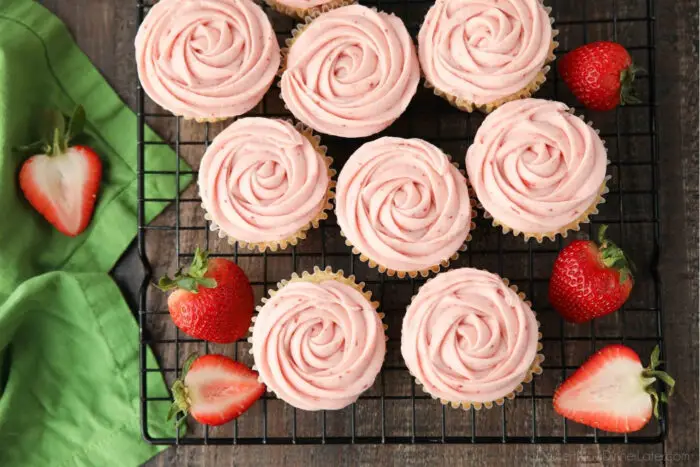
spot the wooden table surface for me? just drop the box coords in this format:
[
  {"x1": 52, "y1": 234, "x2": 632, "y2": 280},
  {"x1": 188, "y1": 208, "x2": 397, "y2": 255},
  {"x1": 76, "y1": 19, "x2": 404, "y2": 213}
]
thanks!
[{"x1": 38, "y1": 0, "x2": 698, "y2": 465}]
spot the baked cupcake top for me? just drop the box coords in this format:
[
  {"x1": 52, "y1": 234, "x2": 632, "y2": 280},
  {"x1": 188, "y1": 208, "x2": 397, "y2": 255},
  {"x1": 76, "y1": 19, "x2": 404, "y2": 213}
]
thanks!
[
  {"x1": 466, "y1": 98, "x2": 607, "y2": 235},
  {"x1": 135, "y1": 0, "x2": 280, "y2": 119},
  {"x1": 199, "y1": 118, "x2": 330, "y2": 244},
  {"x1": 252, "y1": 272, "x2": 385, "y2": 410},
  {"x1": 401, "y1": 267, "x2": 540, "y2": 403},
  {"x1": 280, "y1": 5, "x2": 420, "y2": 138},
  {"x1": 419, "y1": 0, "x2": 554, "y2": 106},
  {"x1": 335, "y1": 137, "x2": 472, "y2": 274}
]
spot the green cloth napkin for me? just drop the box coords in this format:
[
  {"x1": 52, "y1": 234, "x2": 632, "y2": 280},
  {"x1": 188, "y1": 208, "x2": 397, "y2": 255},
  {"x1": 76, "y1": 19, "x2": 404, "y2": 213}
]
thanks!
[{"x1": 0, "y1": 0, "x2": 190, "y2": 465}]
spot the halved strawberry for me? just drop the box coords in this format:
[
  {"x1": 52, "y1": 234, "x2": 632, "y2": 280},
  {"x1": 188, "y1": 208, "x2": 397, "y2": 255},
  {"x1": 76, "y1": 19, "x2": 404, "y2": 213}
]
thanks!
[
  {"x1": 553, "y1": 345, "x2": 674, "y2": 433},
  {"x1": 17, "y1": 105, "x2": 102, "y2": 237},
  {"x1": 168, "y1": 354, "x2": 265, "y2": 427}
]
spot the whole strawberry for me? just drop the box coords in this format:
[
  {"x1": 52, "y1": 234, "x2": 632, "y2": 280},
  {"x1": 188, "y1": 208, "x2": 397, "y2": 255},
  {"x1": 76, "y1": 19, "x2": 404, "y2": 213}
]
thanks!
[
  {"x1": 558, "y1": 41, "x2": 640, "y2": 111},
  {"x1": 549, "y1": 225, "x2": 634, "y2": 323},
  {"x1": 17, "y1": 105, "x2": 102, "y2": 237},
  {"x1": 157, "y1": 248, "x2": 254, "y2": 343},
  {"x1": 554, "y1": 344, "x2": 674, "y2": 433}
]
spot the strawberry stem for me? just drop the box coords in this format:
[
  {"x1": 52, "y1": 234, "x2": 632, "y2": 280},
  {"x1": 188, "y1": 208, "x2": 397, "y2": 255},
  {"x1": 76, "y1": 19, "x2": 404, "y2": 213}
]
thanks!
[{"x1": 155, "y1": 247, "x2": 217, "y2": 293}]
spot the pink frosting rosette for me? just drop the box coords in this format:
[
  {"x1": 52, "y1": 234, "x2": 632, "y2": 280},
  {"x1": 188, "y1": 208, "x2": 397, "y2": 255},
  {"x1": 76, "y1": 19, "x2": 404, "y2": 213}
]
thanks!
[
  {"x1": 401, "y1": 267, "x2": 543, "y2": 408},
  {"x1": 135, "y1": 0, "x2": 280, "y2": 120},
  {"x1": 251, "y1": 268, "x2": 386, "y2": 411},
  {"x1": 199, "y1": 117, "x2": 334, "y2": 251},
  {"x1": 466, "y1": 98, "x2": 609, "y2": 241},
  {"x1": 418, "y1": 0, "x2": 556, "y2": 112},
  {"x1": 335, "y1": 137, "x2": 474, "y2": 277},
  {"x1": 280, "y1": 5, "x2": 420, "y2": 137}
]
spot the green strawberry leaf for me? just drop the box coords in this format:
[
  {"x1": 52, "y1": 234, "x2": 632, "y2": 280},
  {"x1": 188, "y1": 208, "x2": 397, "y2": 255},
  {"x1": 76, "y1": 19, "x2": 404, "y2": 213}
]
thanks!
[
  {"x1": 181, "y1": 353, "x2": 198, "y2": 378},
  {"x1": 166, "y1": 403, "x2": 179, "y2": 421},
  {"x1": 66, "y1": 105, "x2": 86, "y2": 144},
  {"x1": 176, "y1": 277, "x2": 198, "y2": 293},
  {"x1": 196, "y1": 277, "x2": 217, "y2": 289},
  {"x1": 155, "y1": 276, "x2": 179, "y2": 291},
  {"x1": 13, "y1": 140, "x2": 48, "y2": 155}
]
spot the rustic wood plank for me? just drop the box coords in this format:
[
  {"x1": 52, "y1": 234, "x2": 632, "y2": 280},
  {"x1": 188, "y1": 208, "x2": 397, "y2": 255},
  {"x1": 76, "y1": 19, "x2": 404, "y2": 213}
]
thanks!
[{"x1": 36, "y1": 0, "x2": 699, "y2": 465}]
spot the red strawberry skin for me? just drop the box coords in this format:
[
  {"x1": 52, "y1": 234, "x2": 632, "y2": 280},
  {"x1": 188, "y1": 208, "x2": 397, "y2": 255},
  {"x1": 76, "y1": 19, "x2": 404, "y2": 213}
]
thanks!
[
  {"x1": 19, "y1": 145, "x2": 102, "y2": 237},
  {"x1": 558, "y1": 41, "x2": 635, "y2": 111},
  {"x1": 168, "y1": 258, "x2": 254, "y2": 343},
  {"x1": 553, "y1": 345, "x2": 652, "y2": 433},
  {"x1": 184, "y1": 354, "x2": 265, "y2": 426},
  {"x1": 549, "y1": 240, "x2": 633, "y2": 323}
]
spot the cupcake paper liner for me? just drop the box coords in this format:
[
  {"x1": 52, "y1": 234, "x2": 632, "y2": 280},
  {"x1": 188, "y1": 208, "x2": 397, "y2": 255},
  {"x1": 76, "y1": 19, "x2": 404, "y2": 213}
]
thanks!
[
  {"x1": 203, "y1": 121, "x2": 336, "y2": 252},
  {"x1": 424, "y1": 5, "x2": 559, "y2": 114},
  {"x1": 265, "y1": 0, "x2": 354, "y2": 20},
  {"x1": 248, "y1": 266, "x2": 389, "y2": 385},
  {"x1": 183, "y1": 115, "x2": 230, "y2": 123},
  {"x1": 339, "y1": 161, "x2": 478, "y2": 279},
  {"x1": 407, "y1": 274, "x2": 544, "y2": 410},
  {"x1": 482, "y1": 177, "x2": 610, "y2": 243}
]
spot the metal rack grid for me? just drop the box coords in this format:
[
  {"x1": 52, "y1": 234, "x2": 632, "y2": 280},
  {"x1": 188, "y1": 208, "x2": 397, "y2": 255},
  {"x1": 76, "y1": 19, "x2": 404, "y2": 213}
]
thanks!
[{"x1": 136, "y1": 0, "x2": 665, "y2": 445}]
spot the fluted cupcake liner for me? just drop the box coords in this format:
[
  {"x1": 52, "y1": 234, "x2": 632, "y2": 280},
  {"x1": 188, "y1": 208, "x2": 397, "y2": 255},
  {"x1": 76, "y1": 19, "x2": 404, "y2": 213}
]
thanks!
[
  {"x1": 338, "y1": 161, "x2": 477, "y2": 279},
  {"x1": 248, "y1": 265, "x2": 389, "y2": 390},
  {"x1": 406, "y1": 273, "x2": 544, "y2": 410},
  {"x1": 203, "y1": 121, "x2": 336, "y2": 252},
  {"x1": 183, "y1": 116, "x2": 230, "y2": 123},
  {"x1": 265, "y1": 0, "x2": 354, "y2": 21},
  {"x1": 424, "y1": 4, "x2": 559, "y2": 114},
  {"x1": 483, "y1": 177, "x2": 610, "y2": 243}
]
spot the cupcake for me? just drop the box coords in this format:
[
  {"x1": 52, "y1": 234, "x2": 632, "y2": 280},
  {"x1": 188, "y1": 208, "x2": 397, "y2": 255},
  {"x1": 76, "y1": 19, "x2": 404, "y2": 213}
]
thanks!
[
  {"x1": 418, "y1": 0, "x2": 557, "y2": 113},
  {"x1": 280, "y1": 5, "x2": 420, "y2": 138},
  {"x1": 135, "y1": 0, "x2": 280, "y2": 121},
  {"x1": 466, "y1": 98, "x2": 609, "y2": 242},
  {"x1": 335, "y1": 137, "x2": 474, "y2": 278},
  {"x1": 401, "y1": 267, "x2": 543, "y2": 409},
  {"x1": 265, "y1": 0, "x2": 353, "y2": 20},
  {"x1": 199, "y1": 117, "x2": 334, "y2": 251},
  {"x1": 251, "y1": 267, "x2": 386, "y2": 410}
]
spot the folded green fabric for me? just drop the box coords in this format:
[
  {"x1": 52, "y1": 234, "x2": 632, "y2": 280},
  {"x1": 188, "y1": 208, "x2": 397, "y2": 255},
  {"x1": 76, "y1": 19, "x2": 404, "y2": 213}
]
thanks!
[{"x1": 0, "y1": 0, "x2": 190, "y2": 465}]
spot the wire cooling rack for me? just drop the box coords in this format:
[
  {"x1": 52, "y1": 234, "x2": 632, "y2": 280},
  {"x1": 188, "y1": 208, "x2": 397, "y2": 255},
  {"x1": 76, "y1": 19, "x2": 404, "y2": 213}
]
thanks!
[{"x1": 136, "y1": 0, "x2": 665, "y2": 445}]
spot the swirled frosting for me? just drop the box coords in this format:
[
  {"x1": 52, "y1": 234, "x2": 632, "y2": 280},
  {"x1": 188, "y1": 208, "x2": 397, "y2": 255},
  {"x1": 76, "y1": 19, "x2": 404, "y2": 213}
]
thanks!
[
  {"x1": 418, "y1": 0, "x2": 553, "y2": 106},
  {"x1": 280, "y1": 5, "x2": 420, "y2": 137},
  {"x1": 335, "y1": 137, "x2": 472, "y2": 273},
  {"x1": 135, "y1": 0, "x2": 280, "y2": 119},
  {"x1": 252, "y1": 277, "x2": 385, "y2": 410},
  {"x1": 466, "y1": 99, "x2": 607, "y2": 235},
  {"x1": 401, "y1": 267, "x2": 539, "y2": 403},
  {"x1": 199, "y1": 118, "x2": 329, "y2": 243}
]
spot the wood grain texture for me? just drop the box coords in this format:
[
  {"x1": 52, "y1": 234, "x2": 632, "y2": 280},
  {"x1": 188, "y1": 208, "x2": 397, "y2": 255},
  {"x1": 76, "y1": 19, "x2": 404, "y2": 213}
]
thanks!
[{"x1": 36, "y1": 0, "x2": 699, "y2": 465}]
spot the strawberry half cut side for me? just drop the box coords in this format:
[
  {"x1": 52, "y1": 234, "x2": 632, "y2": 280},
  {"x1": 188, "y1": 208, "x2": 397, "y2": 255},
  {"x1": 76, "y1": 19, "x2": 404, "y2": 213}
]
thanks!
[
  {"x1": 16, "y1": 105, "x2": 102, "y2": 237},
  {"x1": 553, "y1": 345, "x2": 674, "y2": 433},
  {"x1": 168, "y1": 354, "x2": 265, "y2": 428}
]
